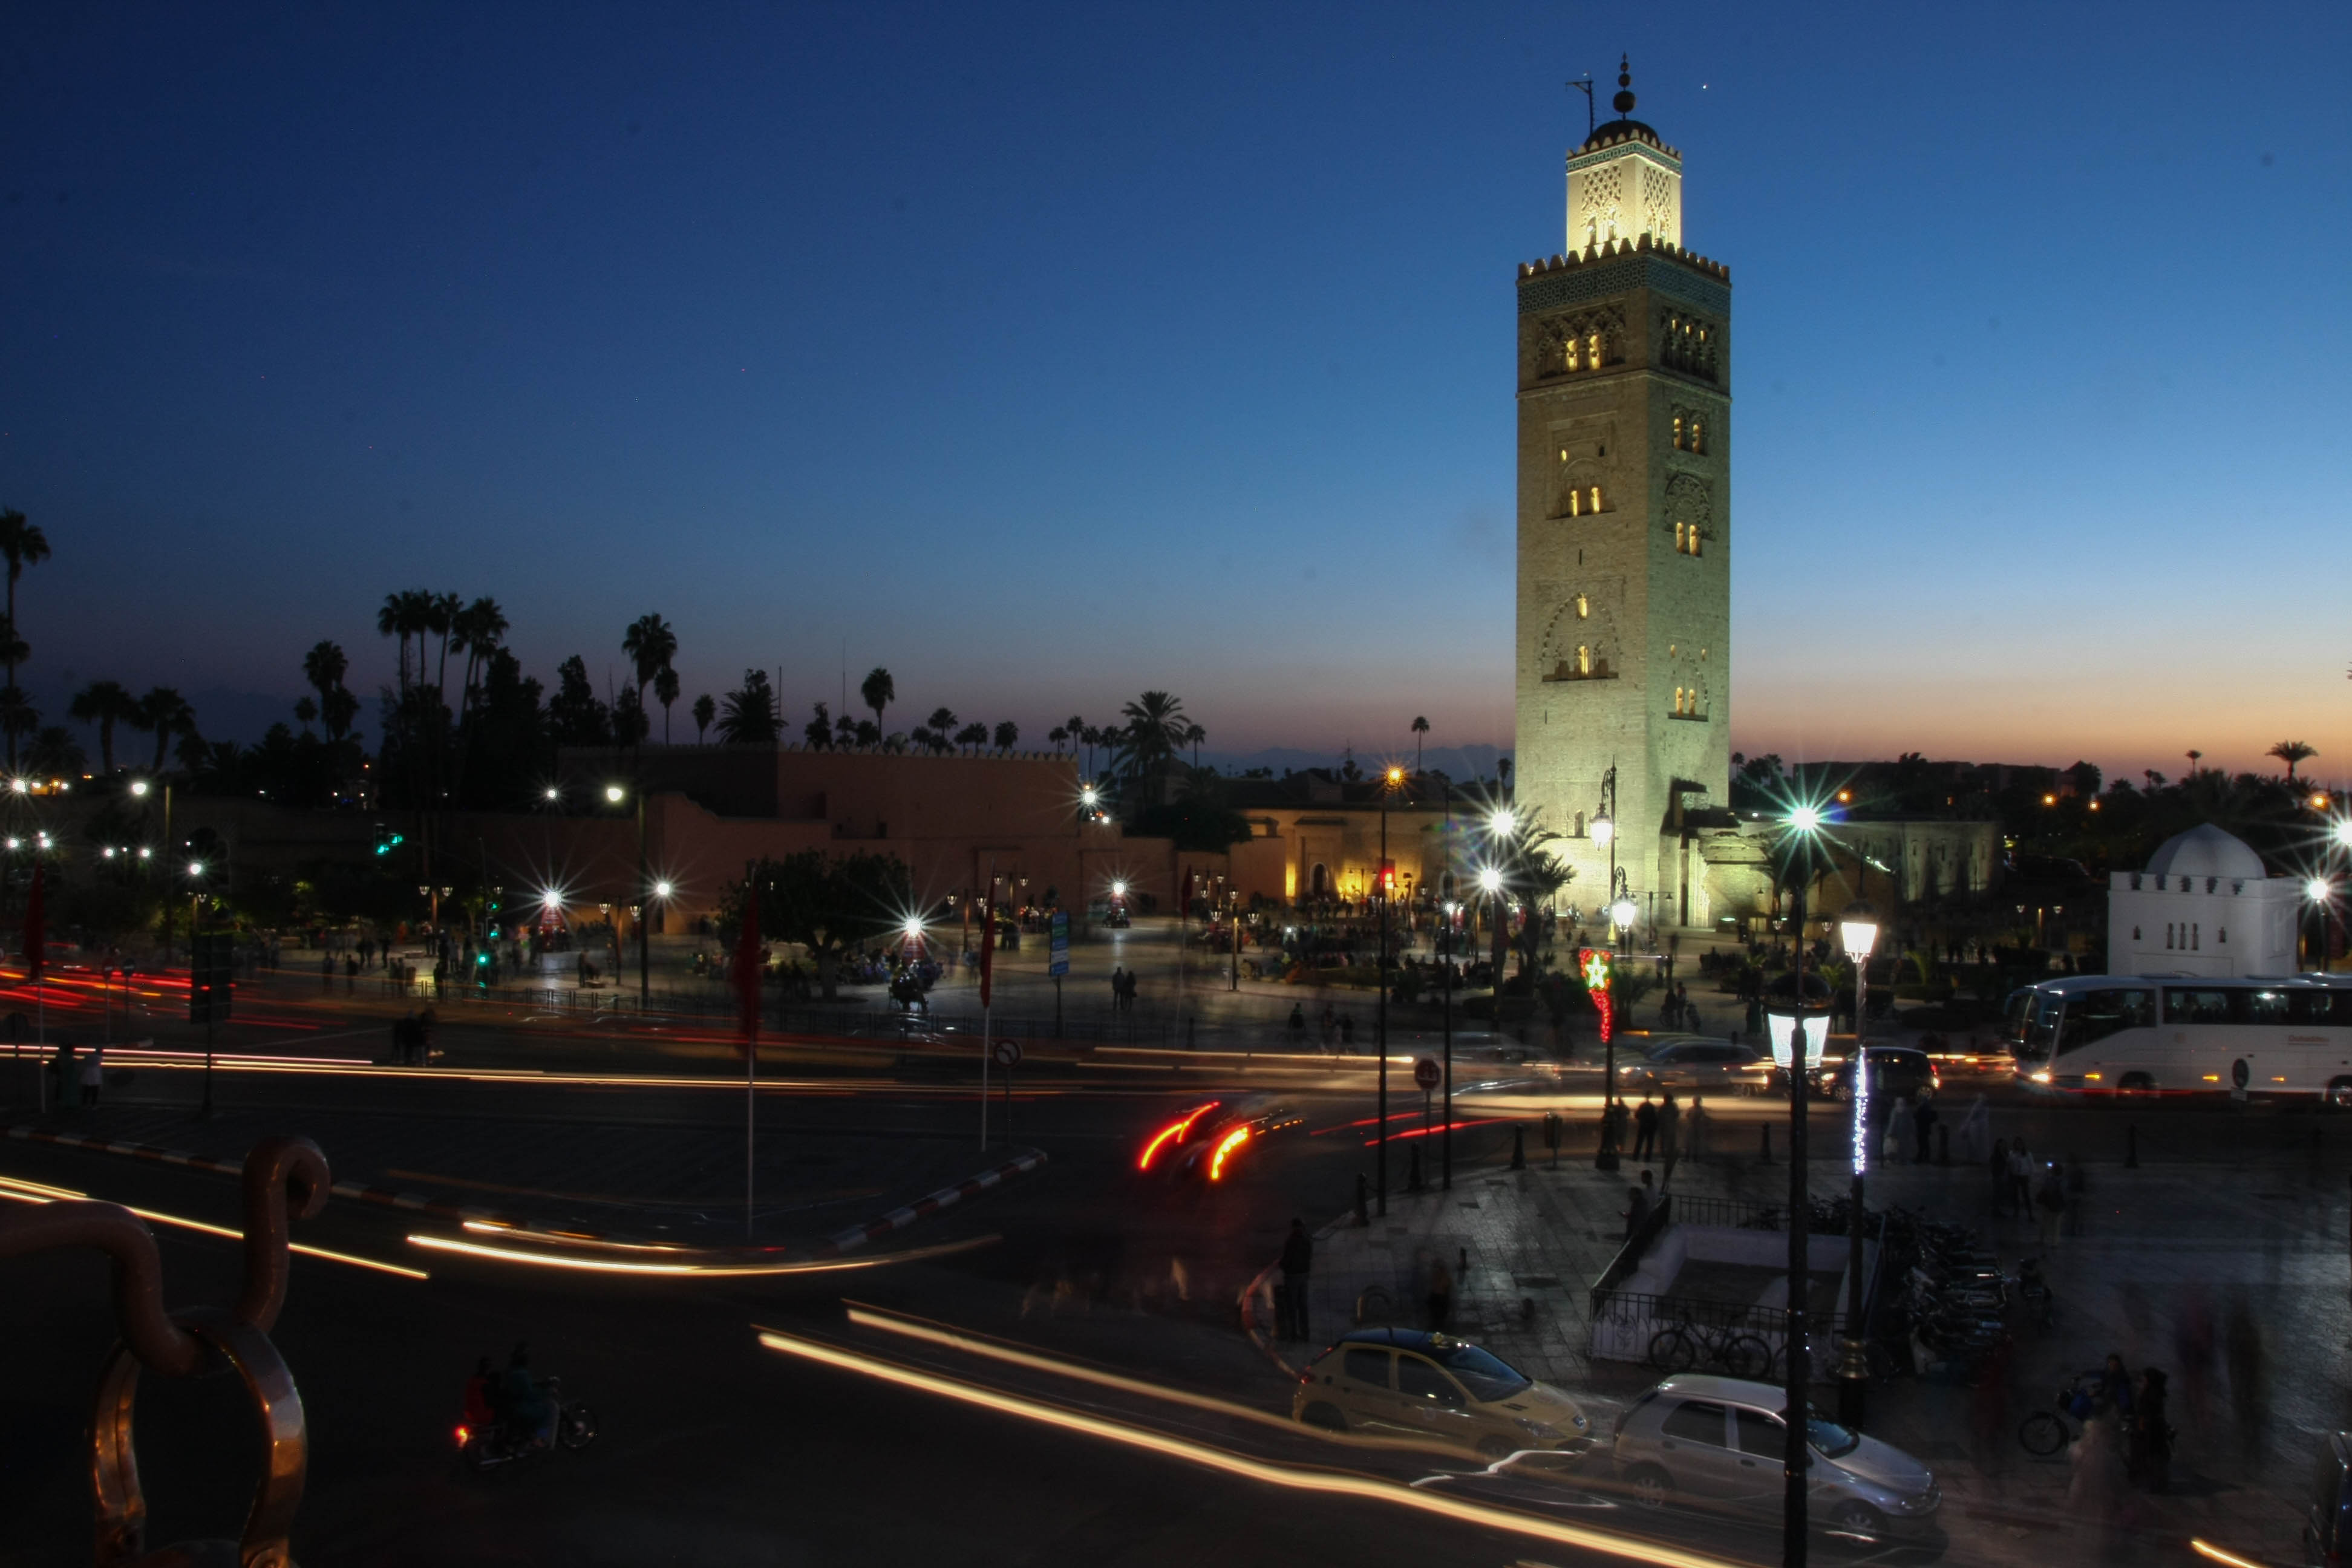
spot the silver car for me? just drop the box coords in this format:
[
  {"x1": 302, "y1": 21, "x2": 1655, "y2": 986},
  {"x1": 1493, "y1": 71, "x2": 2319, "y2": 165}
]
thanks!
[
  {"x1": 1611, "y1": 1374, "x2": 1941, "y2": 1540},
  {"x1": 1617, "y1": 1040, "x2": 1769, "y2": 1096}
]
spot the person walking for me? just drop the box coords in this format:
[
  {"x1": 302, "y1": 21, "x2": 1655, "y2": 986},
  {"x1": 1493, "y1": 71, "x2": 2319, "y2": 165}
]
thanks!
[
  {"x1": 1687, "y1": 1094, "x2": 1711, "y2": 1163},
  {"x1": 1287, "y1": 1004, "x2": 1306, "y2": 1048},
  {"x1": 1913, "y1": 1097, "x2": 1940, "y2": 1164},
  {"x1": 1658, "y1": 1091, "x2": 1682, "y2": 1182},
  {"x1": 1279, "y1": 1218, "x2": 1314, "y2": 1342},
  {"x1": 2009, "y1": 1141, "x2": 2036, "y2": 1218},
  {"x1": 1621, "y1": 1170, "x2": 1655, "y2": 1239},
  {"x1": 78, "y1": 1044, "x2": 105, "y2": 1109},
  {"x1": 1632, "y1": 1094, "x2": 1659, "y2": 1161}
]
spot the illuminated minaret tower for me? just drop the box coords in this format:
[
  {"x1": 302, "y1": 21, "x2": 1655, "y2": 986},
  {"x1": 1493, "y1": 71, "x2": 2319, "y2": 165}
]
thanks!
[{"x1": 1512, "y1": 59, "x2": 1731, "y2": 930}]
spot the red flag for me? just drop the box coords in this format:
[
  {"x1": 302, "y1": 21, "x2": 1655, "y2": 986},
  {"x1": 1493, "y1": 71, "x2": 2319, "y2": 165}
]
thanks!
[
  {"x1": 978, "y1": 892, "x2": 994, "y2": 1008},
  {"x1": 21, "y1": 864, "x2": 44, "y2": 981},
  {"x1": 734, "y1": 881, "x2": 761, "y2": 1044}
]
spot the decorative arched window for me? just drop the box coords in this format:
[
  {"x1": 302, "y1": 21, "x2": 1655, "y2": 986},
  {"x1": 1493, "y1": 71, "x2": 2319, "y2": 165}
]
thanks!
[
  {"x1": 1589, "y1": 485, "x2": 1603, "y2": 512},
  {"x1": 1672, "y1": 414, "x2": 1686, "y2": 451},
  {"x1": 1690, "y1": 417, "x2": 1706, "y2": 453},
  {"x1": 1575, "y1": 644, "x2": 1592, "y2": 676},
  {"x1": 1574, "y1": 594, "x2": 1589, "y2": 619}
]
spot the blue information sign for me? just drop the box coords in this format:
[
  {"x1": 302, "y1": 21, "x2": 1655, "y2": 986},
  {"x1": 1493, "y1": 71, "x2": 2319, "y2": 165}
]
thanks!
[{"x1": 1048, "y1": 910, "x2": 1070, "y2": 977}]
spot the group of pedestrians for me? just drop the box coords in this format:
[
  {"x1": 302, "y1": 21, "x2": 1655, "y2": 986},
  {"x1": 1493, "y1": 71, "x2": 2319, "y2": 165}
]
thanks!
[
  {"x1": 1990, "y1": 1135, "x2": 2082, "y2": 1243},
  {"x1": 1108, "y1": 966, "x2": 1142, "y2": 1011},
  {"x1": 42, "y1": 1040, "x2": 106, "y2": 1109}
]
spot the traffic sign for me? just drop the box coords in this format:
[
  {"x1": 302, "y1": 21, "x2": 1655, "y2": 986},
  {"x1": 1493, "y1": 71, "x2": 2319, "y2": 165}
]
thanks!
[
  {"x1": 992, "y1": 1037, "x2": 1023, "y2": 1069},
  {"x1": 1048, "y1": 910, "x2": 1070, "y2": 978},
  {"x1": 1413, "y1": 1056, "x2": 1440, "y2": 1091}
]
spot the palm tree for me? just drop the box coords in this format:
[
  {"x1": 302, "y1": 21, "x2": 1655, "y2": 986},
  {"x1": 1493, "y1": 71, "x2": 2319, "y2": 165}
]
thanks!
[
  {"x1": 861, "y1": 667, "x2": 895, "y2": 734},
  {"x1": 1047, "y1": 725, "x2": 1068, "y2": 753},
  {"x1": 927, "y1": 707, "x2": 957, "y2": 739},
  {"x1": 621, "y1": 614, "x2": 678, "y2": 740},
  {"x1": 2269, "y1": 740, "x2": 2318, "y2": 781},
  {"x1": 302, "y1": 639, "x2": 348, "y2": 707},
  {"x1": 1117, "y1": 691, "x2": 1189, "y2": 778},
  {"x1": 133, "y1": 687, "x2": 196, "y2": 774},
  {"x1": 955, "y1": 722, "x2": 988, "y2": 753},
  {"x1": 717, "y1": 671, "x2": 780, "y2": 746},
  {"x1": 0, "y1": 510, "x2": 49, "y2": 769},
  {"x1": 293, "y1": 695, "x2": 318, "y2": 734},
  {"x1": 1184, "y1": 720, "x2": 1206, "y2": 768},
  {"x1": 451, "y1": 599, "x2": 509, "y2": 723},
  {"x1": 70, "y1": 679, "x2": 136, "y2": 773},
  {"x1": 426, "y1": 592, "x2": 462, "y2": 696},
  {"x1": 691, "y1": 693, "x2": 716, "y2": 743},
  {"x1": 654, "y1": 667, "x2": 681, "y2": 742},
  {"x1": 1411, "y1": 715, "x2": 1430, "y2": 773},
  {"x1": 994, "y1": 720, "x2": 1019, "y2": 752}
]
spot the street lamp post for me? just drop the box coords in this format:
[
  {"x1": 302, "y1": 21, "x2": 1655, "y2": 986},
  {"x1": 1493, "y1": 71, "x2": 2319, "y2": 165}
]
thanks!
[
  {"x1": 1376, "y1": 765, "x2": 1402, "y2": 1217},
  {"x1": 1837, "y1": 900, "x2": 1880, "y2": 1429},
  {"x1": 1775, "y1": 806, "x2": 1829, "y2": 1568}
]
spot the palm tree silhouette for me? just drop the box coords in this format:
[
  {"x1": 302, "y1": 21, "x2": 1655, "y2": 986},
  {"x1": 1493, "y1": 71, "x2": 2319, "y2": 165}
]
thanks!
[
  {"x1": 691, "y1": 693, "x2": 716, "y2": 743},
  {"x1": 1411, "y1": 715, "x2": 1429, "y2": 773},
  {"x1": 654, "y1": 667, "x2": 681, "y2": 743},
  {"x1": 132, "y1": 687, "x2": 196, "y2": 775},
  {"x1": 0, "y1": 510, "x2": 49, "y2": 770},
  {"x1": 861, "y1": 668, "x2": 895, "y2": 734},
  {"x1": 70, "y1": 679, "x2": 137, "y2": 773},
  {"x1": 621, "y1": 615, "x2": 677, "y2": 747},
  {"x1": 2268, "y1": 740, "x2": 2318, "y2": 781},
  {"x1": 1119, "y1": 691, "x2": 1189, "y2": 778}
]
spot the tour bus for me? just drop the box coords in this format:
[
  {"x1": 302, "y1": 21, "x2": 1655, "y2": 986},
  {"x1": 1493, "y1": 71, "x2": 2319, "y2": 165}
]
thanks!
[{"x1": 2004, "y1": 973, "x2": 2352, "y2": 1103}]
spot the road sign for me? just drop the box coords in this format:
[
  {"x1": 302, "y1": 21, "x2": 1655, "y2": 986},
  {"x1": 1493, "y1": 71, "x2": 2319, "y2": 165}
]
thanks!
[
  {"x1": 992, "y1": 1037, "x2": 1023, "y2": 1069},
  {"x1": 1048, "y1": 910, "x2": 1070, "y2": 978},
  {"x1": 1413, "y1": 1056, "x2": 1440, "y2": 1091}
]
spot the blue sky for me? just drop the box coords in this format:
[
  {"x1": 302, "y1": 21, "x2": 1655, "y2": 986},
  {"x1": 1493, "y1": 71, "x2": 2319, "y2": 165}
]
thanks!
[{"x1": 4, "y1": 2, "x2": 2348, "y2": 782}]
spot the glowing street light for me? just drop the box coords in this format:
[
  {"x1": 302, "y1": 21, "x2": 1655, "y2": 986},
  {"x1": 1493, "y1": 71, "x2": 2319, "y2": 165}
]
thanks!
[
  {"x1": 1490, "y1": 808, "x2": 1516, "y2": 840},
  {"x1": 1788, "y1": 803, "x2": 1824, "y2": 834},
  {"x1": 2308, "y1": 877, "x2": 2332, "y2": 904},
  {"x1": 1111, "y1": 880, "x2": 1127, "y2": 898},
  {"x1": 1590, "y1": 814, "x2": 1613, "y2": 848},
  {"x1": 604, "y1": 783, "x2": 626, "y2": 805},
  {"x1": 544, "y1": 786, "x2": 561, "y2": 802},
  {"x1": 129, "y1": 779, "x2": 151, "y2": 799},
  {"x1": 653, "y1": 880, "x2": 675, "y2": 900},
  {"x1": 1836, "y1": 899, "x2": 1880, "y2": 1427},
  {"x1": 1477, "y1": 866, "x2": 1502, "y2": 895}
]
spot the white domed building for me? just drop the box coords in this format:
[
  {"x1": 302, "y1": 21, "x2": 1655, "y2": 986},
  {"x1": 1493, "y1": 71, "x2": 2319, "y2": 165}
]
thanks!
[{"x1": 2107, "y1": 823, "x2": 2302, "y2": 977}]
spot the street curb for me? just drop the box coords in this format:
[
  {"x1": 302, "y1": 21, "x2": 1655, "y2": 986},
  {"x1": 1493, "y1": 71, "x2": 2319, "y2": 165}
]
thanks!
[
  {"x1": 3, "y1": 1122, "x2": 535, "y2": 1230},
  {"x1": 814, "y1": 1149, "x2": 1048, "y2": 1256},
  {"x1": 1240, "y1": 1209, "x2": 1354, "y2": 1379}
]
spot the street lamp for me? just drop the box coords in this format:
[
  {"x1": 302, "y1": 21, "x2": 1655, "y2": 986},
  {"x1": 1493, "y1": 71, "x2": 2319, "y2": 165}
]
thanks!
[
  {"x1": 1836, "y1": 900, "x2": 1880, "y2": 1429},
  {"x1": 129, "y1": 779, "x2": 150, "y2": 799},
  {"x1": 2306, "y1": 877, "x2": 2334, "y2": 972},
  {"x1": 1771, "y1": 803, "x2": 1835, "y2": 1568},
  {"x1": 607, "y1": 782, "x2": 652, "y2": 1004},
  {"x1": 604, "y1": 783, "x2": 625, "y2": 805},
  {"x1": 1374, "y1": 765, "x2": 1405, "y2": 1215}
]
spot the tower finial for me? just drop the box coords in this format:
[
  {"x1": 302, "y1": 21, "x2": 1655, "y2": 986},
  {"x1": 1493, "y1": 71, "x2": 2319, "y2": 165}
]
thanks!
[{"x1": 1614, "y1": 54, "x2": 1635, "y2": 116}]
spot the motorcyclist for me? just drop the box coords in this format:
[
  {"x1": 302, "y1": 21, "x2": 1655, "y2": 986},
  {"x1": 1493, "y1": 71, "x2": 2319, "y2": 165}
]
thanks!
[
  {"x1": 501, "y1": 1343, "x2": 558, "y2": 1449},
  {"x1": 461, "y1": 1356, "x2": 496, "y2": 1433}
]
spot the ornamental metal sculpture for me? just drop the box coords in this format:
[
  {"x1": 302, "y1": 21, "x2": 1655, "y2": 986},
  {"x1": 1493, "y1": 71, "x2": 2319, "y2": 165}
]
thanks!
[{"x1": 0, "y1": 1134, "x2": 330, "y2": 1568}]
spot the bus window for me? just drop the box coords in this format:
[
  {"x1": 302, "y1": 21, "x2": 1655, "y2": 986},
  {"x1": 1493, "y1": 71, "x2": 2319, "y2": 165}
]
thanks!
[
  {"x1": 2060, "y1": 989, "x2": 2154, "y2": 1053},
  {"x1": 2292, "y1": 990, "x2": 2345, "y2": 1025},
  {"x1": 2164, "y1": 988, "x2": 2232, "y2": 1025},
  {"x1": 2013, "y1": 991, "x2": 2063, "y2": 1057},
  {"x1": 2233, "y1": 989, "x2": 2292, "y2": 1025}
]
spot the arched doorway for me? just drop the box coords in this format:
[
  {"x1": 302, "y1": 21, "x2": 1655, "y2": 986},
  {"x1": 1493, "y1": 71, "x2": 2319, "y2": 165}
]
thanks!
[{"x1": 1310, "y1": 863, "x2": 1328, "y2": 899}]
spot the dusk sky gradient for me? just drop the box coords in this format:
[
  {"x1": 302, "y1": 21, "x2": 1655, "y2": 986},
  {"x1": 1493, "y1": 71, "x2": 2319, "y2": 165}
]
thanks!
[{"x1": 5, "y1": 3, "x2": 2348, "y2": 783}]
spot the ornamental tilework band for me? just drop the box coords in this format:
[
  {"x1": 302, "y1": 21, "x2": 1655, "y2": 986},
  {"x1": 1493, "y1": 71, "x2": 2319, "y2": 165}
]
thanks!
[{"x1": 1518, "y1": 256, "x2": 1730, "y2": 317}]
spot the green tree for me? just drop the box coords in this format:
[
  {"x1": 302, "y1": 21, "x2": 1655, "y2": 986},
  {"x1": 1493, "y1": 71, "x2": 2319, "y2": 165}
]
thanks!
[
  {"x1": 728, "y1": 849, "x2": 914, "y2": 1002},
  {"x1": 860, "y1": 667, "x2": 895, "y2": 734},
  {"x1": 547, "y1": 656, "x2": 611, "y2": 747},
  {"x1": 70, "y1": 679, "x2": 137, "y2": 773},
  {"x1": 691, "y1": 692, "x2": 716, "y2": 743}
]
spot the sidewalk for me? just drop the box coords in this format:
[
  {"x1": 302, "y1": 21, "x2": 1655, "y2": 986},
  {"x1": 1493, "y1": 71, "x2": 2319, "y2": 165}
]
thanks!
[{"x1": 1256, "y1": 1130, "x2": 2352, "y2": 1566}]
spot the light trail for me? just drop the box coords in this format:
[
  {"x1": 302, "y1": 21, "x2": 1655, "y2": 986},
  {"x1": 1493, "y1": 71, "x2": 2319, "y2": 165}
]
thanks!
[
  {"x1": 0, "y1": 1175, "x2": 427, "y2": 1279},
  {"x1": 753, "y1": 1327, "x2": 1748, "y2": 1568},
  {"x1": 1136, "y1": 1102, "x2": 1220, "y2": 1171},
  {"x1": 2192, "y1": 1540, "x2": 2278, "y2": 1568},
  {"x1": 1207, "y1": 1125, "x2": 1251, "y2": 1180},
  {"x1": 407, "y1": 1230, "x2": 993, "y2": 1276},
  {"x1": 1365, "y1": 1119, "x2": 1504, "y2": 1146}
]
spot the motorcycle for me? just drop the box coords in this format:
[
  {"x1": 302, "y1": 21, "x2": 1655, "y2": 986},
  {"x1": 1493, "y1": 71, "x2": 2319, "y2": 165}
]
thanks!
[{"x1": 456, "y1": 1376, "x2": 598, "y2": 1472}]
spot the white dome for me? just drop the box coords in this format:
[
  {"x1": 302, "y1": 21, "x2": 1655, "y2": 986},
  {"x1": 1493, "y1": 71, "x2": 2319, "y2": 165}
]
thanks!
[{"x1": 2145, "y1": 823, "x2": 2266, "y2": 882}]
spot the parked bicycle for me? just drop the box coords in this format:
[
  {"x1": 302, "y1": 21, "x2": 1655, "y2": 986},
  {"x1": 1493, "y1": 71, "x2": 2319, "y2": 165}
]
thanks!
[
  {"x1": 1648, "y1": 1317, "x2": 1775, "y2": 1380},
  {"x1": 2019, "y1": 1370, "x2": 2106, "y2": 1455}
]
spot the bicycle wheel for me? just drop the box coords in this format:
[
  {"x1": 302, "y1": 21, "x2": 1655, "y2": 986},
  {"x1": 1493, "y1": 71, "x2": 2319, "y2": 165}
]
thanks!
[
  {"x1": 1717, "y1": 1334, "x2": 1772, "y2": 1380},
  {"x1": 1648, "y1": 1325, "x2": 1699, "y2": 1372},
  {"x1": 2019, "y1": 1411, "x2": 2068, "y2": 1457}
]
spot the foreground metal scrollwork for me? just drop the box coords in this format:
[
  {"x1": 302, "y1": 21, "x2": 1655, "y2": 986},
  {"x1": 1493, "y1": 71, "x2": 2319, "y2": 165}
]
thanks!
[{"x1": 0, "y1": 1134, "x2": 330, "y2": 1568}]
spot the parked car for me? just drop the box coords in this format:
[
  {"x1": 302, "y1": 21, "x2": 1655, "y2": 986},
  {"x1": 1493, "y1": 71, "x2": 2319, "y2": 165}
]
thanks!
[
  {"x1": 1815, "y1": 1045, "x2": 1940, "y2": 1103},
  {"x1": 1611, "y1": 1374, "x2": 1941, "y2": 1541},
  {"x1": 1617, "y1": 1040, "x2": 1769, "y2": 1096},
  {"x1": 1293, "y1": 1328, "x2": 1594, "y2": 1462},
  {"x1": 2303, "y1": 1431, "x2": 2352, "y2": 1568}
]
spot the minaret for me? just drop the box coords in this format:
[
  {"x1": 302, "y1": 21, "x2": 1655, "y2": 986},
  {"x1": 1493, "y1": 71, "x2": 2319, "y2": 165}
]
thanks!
[{"x1": 1512, "y1": 59, "x2": 1732, "y2": 932}]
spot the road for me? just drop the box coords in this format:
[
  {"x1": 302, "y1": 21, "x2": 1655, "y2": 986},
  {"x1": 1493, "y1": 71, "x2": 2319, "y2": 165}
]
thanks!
[{"x1": 3, "y1": 965, "x2": 2337, "y2": 1566}]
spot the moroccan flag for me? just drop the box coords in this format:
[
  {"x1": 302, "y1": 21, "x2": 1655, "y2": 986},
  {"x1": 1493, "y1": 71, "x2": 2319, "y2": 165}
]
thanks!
[
  {"x1": 734, "y1": 882, "x2": 761, "y2": 1044},
  {"x1": 21, "y1": 864, "x2": 42, "y2": 981},
  {"x1": 978, "y1": 894, "x2": 995, "y2": 1008}
]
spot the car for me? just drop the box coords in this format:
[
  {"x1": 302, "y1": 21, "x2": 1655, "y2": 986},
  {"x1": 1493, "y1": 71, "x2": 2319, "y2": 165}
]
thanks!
[
  {"x1": 1291, "y1": 1328, "x2": 1595, "y2": 1462},
  {"x1": 1610, "y1": 1374, "x2": 1941, "y2": 1541},
  {"x1": 1816, "y1": 1045, "x2": 1939, "y2": 1104},
  {"x1": 1617, "y1": 1039, "x2": 1769, "y2": 1096}
]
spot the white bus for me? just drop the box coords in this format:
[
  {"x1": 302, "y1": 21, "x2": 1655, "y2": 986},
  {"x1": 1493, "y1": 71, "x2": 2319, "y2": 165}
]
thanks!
[{"x1": 2003, "y1": 973, "x2": 2352, "y2": 1103}]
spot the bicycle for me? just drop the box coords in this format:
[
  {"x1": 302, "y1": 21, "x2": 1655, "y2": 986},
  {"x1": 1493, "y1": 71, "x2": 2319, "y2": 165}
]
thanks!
[
  {"x1": 2019, "y1": 1371, "x2": 2103, "y2": 1456},
  {"x1": 1648, "y1": 1318, "x2": 1775, "y2": 1379}
]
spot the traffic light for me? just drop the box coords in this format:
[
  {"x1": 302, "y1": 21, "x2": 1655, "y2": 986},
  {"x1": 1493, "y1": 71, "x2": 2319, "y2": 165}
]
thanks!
[
  {"x1": 372, "y1": 823, "x2": 404, "y2": 856},
  {"x1": 189, "y1": 932, "x2": 235, "y2": 1025}
]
